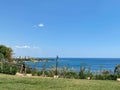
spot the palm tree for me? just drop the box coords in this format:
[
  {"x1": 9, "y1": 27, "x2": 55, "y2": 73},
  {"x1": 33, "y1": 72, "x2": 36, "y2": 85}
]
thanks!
[{"x1": 0, "y1": 45, "x2": 13, "y2": 62}]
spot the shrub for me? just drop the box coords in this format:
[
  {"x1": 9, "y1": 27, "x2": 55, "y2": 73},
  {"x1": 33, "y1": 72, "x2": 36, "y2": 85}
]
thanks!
[
  {"x1": 31, "y1": 69, "x2": 37, "y2": 76},
  {"x1": 48, "y1": 70, "x2": 55, "y2": 77},
  {"x1": 10, "y1": 65, "x2": 18, "y2": 75},
  {"x1": 79, "y1": 63, "x2": 86, "y2": 79},
  {"x1": 65, "y1": 71, "x2": 78, "y2": 79},
  {"x1": 48, "y1": 65, "x2": 56, "y2": 77},
  {"x1": 32, "y1": 71, "x2": 36, "y2": 76},
  {"x1": 0, "y1": 62, "x2": 17, "y2": 75},
  {"x1": 25, "y1": 65, "x2": 32, "y2": 74},
  {"x1": 44, "y1": 71, "x2": 49, "y2": 76},
  {"x1": 94, "y1": 75, "x2": 104, "y2": 80},
  {"x1": 114, "y1": 64, "x2": 120, "y2": 74},
  {"x1": 92, "y1": 74, "x2": 118, "y2": 80},
  {"x1": 37, "y1": 71, "x2": 42, "y2": 76}
]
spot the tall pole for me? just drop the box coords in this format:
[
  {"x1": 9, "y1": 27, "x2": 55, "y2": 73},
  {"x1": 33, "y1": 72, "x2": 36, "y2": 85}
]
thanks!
[{"x1": 56, "y1": 55, "x2": 59, "y2": 75}]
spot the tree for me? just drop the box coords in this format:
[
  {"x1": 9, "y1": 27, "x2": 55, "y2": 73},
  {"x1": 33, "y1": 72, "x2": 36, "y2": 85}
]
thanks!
[
  {"x1": 0, "y1": 45, "x2": 13, "y2": 62},
  {"x1": 114, "y1": 64, "x2": 120, "y2": 74},
  {"x1": 0, "y1": 53, "x2": 5, "y2": 62}
]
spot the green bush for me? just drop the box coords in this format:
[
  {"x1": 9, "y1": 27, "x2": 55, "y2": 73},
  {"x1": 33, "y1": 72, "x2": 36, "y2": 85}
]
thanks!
[
  {"x1": 79, "y1": 63, "x2": 87, "y2": 79},
  {"x1": 10, "y1": 65, "x2": 18, "y2": 75},
  {"x1": 37, "y1": 71, "x2": 42, "y2": 76},
  {"x1": 44, "y1": 71, "x2": 49, "y2": 76},
  {"x1": 31, "y1": 69, "x2": 37, "y2": 76},
  {"x1": 106, "y1": 75, "x2": 117, "y2": 80},
  {"x1": 25, "y1": 65, "x2": 32, "y2": 74},
  {"x1": 48, "y1": 70, "x2": 55, "y2": 77},
  {"x1": 0, "y1": 63, "x2": 17, "y2": 75},
  {"x1": 92, "y1": 74, "x2": 117, "y2": 80},
  {"x1": 64, "y1": 71, "x2": 78, "y2": 79},
  {"x1": 48, "y1": 66, "x2": 56, "y2": 77},
  {"x1": 93, "y1": 75, "x2": 103, "y2": 80}
]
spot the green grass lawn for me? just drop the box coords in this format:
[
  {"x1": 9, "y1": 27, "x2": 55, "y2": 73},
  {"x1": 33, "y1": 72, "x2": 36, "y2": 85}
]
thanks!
[{"x1": 0, "y1": 74, "x2": 120, "y2": 90}]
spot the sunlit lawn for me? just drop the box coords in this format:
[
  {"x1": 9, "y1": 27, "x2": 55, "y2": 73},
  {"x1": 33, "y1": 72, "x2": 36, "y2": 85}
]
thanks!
[{"x1": 0, "y1": 74, "x2": 120, "y2": 90}]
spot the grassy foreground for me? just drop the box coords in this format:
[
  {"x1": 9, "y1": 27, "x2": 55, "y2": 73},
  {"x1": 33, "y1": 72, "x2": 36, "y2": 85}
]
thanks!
[{"x1": 0, "y1": 74, "x2": 120, "y2": 90}]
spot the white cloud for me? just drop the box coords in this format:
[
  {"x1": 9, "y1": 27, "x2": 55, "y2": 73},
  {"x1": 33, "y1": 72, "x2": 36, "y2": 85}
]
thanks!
[
  {"x1": 38, "y1": 23, "x2": 44, "y2": 28},
  {"x1": 33, "y1": 46, "x2": 40, "y2": 49},
  {"x1": 15, "y1": 45, "x2": 31, "y2": 49},
  {"x1": 15, "y1": 45, "x2": 40, "y2": 49},
  {"x1": 32, "y1": 23, "x2": 45, "y2": 28}
]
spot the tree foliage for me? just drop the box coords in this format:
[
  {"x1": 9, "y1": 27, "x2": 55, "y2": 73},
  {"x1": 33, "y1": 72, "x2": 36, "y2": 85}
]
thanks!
[
  {"x1": 114, "y1": 64, "x2": 120, "y2": 75},
  {"x1": 0, "y1": 45, "x2": 13, "y2": 62}
]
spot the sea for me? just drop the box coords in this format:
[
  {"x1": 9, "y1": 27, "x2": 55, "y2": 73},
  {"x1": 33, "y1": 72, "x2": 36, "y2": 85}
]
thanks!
[{"x1": 25, "y1": 58, "x2": 120, "y2": 73}]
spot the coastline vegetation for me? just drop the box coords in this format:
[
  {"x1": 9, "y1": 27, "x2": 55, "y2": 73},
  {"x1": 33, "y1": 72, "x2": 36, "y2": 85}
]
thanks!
[{"x1": 0, "y1": 45, "x2": 120, "y2": 80}]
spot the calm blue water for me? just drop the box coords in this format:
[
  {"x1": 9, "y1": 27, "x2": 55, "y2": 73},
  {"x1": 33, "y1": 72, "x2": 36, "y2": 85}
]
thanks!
[{"x1": 25, "y1": 58, "x2": 120, "y2": 72}]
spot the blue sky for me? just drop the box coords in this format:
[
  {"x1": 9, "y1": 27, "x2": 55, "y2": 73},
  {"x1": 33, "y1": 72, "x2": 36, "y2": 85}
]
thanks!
[{"x1": 0, "y1": 0, "x2": 120, "y2": 58}]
